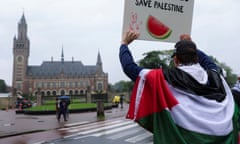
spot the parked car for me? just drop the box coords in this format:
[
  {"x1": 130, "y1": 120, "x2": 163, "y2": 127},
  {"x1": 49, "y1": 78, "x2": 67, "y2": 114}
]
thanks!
[
  {"x1": 16, "y1": 98, "x2": 32, "y2": 109},
  {"x1": 112, "y1": 95, "x2": 120, "y2": 105}
]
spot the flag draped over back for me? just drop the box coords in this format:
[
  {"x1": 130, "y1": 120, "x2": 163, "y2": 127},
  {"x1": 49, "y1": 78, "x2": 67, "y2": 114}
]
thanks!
[{"x1": 126, "y1": 69, "x2": 238, "y2": 144}]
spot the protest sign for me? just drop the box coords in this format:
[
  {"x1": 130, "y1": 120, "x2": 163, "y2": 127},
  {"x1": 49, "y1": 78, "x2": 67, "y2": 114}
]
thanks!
[{"x1": 122, "y1": 0, "x2": 194, "y2": 43}]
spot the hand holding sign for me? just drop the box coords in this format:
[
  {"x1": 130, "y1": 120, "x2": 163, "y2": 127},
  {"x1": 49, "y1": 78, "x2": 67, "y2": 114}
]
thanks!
[{"x1": 122, "y1": 30, "x2": 140, "y2": 45}]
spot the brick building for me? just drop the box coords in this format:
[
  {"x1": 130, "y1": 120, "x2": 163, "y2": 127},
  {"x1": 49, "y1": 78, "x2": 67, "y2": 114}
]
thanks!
[{"x1": 12, "y1": 13, "x2": 108, "y2": 98}]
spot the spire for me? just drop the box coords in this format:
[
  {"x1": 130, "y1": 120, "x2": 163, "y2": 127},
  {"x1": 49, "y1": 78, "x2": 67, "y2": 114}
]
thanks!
[
  {"x1": 96, "y1": 50, "x2": 102, "y2": 66},
  {"x1": 18, "y1": 12, "x2": 27, "y2": 40},
  {"x1": 96, "y1": 50, "x2": 103, "y2": 73},
  {"x1": 61, "y1": 45, "x2": 64, "y2": 63},
  {"x1": 20, "y1": 13, "x2": 26, "y2": 24}
]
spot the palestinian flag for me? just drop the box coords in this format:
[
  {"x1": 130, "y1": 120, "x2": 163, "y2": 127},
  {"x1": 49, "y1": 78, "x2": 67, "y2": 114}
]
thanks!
[{"x1": 126, "y1": 69, "x2": 239, "y2": 144}]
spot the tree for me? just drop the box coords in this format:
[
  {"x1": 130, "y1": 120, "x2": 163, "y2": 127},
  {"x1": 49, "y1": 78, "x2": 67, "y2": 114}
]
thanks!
[
  {"x1": 210, "y1": 56, "x2": 237, "y2": 87},
  {"x1": 0, "y1": 79, "x2": 7, "y2": 93},
  {"x1": 139, "y1": 50, "x2": 174, "y2": 69},
  {"x1": 111, "y1": 80, "x2": 134, "y2": 93}
]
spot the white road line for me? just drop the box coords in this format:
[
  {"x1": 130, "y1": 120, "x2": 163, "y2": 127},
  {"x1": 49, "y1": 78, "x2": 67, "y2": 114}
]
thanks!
[
  {"x1": 72, "y1": 121, "x2": 133, "y2": 139},
  {"x1": 107, "y1": 128, "x2": 140, "y2": 139},
  {"x1": 32, "y1": 141, "x2": 46, "y2": 144},
  {"x1": 64, "y1": 120, "x2": 124, "y2": 133},
  {"x1": 91, "y1": 123, "x2": 138, "y2": 137},
  {"x1": 145, "y1": 142, "x2": 153, "y2": 144},
  {"x1": 64, "y1": 121, "x2": 90, "y2": 127},
  {"x1": 125, "y1": 132, "x2": 152, "y2": 143},
  {"x1": 3, "y1": 123, "x2": 14, "y2": 127}
]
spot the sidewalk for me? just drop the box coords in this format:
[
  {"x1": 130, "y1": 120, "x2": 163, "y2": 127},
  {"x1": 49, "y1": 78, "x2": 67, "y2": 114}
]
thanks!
[{"x1": 0, "y1": 104, "x2": 129, "y2": 138}]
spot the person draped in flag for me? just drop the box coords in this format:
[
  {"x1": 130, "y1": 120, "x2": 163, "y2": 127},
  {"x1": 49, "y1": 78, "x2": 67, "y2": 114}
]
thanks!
[{"x1": 119, "y1": 30, "x2": 239, "y2": 144}]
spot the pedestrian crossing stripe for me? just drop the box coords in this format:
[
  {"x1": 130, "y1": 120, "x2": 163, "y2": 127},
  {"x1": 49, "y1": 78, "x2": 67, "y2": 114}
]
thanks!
[
  {"x1": 82, "y1": 122, "x2": 138, "y2": 137},
  {"x1": 125, "y1": 131, "x2": 152, "y2": 143},
  {"x1": 63, "y1": 121, "x2": 90, "y2": 127},
  {"x1": 58, "y1": 117, "x2": 153, "y2": 143},
  {"x1": 107, "y1": 128, "x2": 140, "y2": 139}
]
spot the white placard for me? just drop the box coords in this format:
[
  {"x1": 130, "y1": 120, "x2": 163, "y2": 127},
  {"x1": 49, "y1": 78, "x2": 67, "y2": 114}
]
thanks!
[{"x1": 122, "y1": 0, "x2": 195, "y2": 43}]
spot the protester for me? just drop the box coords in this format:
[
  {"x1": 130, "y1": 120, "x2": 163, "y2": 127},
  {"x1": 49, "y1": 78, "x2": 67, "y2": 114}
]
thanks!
[{"x1": 119, "y1": 30, "x2": 238, "y2": 144}]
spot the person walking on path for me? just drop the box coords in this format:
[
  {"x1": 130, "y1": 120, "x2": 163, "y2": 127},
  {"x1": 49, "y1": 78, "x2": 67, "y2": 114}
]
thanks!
[
  {"x1": 120, "y1": 95, "x2": 124, "y2": 109},
  {"x1": 119, "y1": 30, "x2": 239, "y2": 144},
  {"x1": 55, "y1": 98, "x2": 60, "y2": 118},
  {"x1": 57, "y1": 99, "x2": 68, "y2": 122}
]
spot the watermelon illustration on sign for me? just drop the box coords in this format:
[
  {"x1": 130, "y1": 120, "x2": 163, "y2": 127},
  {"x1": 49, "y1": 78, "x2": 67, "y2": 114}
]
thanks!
[{"x1": 147, "y1": 15, "x2": 172, "y2": 40}]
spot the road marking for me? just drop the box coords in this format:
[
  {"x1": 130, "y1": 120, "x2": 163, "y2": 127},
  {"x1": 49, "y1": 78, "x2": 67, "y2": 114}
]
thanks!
[
  {"x1": 32, "y1": 141, "x2": 46, "y2": 144},
  {"x1": 70, "y1": 120, "x2": 133, "y2": 139},
  {"x1": 125, "y1": 132, "x2": 152, "y2": 143},
  {"x1": 107, "y1": 128, "x2": 140, "y2": 139},
  {"x1": 64, "y1": 121, "x2": 90, "y2": 127},
  {"x1": 91, "y1": 123, "x2": 138, "y2": 137},
  {"x1": 3, "y1": 123, "x2": 14, "y2": 127},
  {"x1": 60, "y1": 120, "x2": 123, "y2": 132}
]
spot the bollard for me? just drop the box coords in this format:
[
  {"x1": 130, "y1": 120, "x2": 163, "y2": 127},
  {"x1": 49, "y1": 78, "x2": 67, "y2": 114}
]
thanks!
[
  {"x1": 19, "y1": 103, "x2": 22, "y2": 111},
  {"x1": 96, "y1": 100, "x2": 105, "y2": 118}
]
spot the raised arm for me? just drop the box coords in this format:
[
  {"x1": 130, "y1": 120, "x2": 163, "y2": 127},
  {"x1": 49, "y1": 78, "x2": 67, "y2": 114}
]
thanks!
[{"x1": 119, "y1": 30, "x2": 143, "y2": 81}]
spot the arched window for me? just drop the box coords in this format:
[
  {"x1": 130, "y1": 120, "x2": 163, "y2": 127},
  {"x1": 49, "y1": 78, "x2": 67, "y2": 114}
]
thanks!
[
  {"x1": 69, "y1": 90, "x2": 73, "y2": 95},
  {"x1": 97, "y1": 82, "x2": 103, "y2": 91},
  {"x1": 47, "y1": 91, "x2": 51, "y2": 96},
  {"x1": 52, "y1": 91, "x2": 57, "y2": 96},
  {"x1": 75, "y1": 90, "x2": 78, "y2": 95},
  {"x1": 60, "y1": 90, "x2": 65, "y2": 96},
  {"x1": 80, "y1": 90, "x2": 84, "y2": 94}
]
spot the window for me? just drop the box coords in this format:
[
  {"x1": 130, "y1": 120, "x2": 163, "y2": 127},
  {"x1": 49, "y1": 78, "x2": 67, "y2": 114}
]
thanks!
[
  {"x1": 97, "y1": 82, "x2": 103, "y2": 91},
  {"x1": 60, "y1": 90, "x2": 65, "y2": 95},
  {"x1": 60, "y1": 82, "x2": 65, "y2": 87}
]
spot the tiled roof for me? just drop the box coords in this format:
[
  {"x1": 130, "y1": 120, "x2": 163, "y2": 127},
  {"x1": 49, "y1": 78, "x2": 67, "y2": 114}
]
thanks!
[{"x1": 27, "y1": 61, "x2": 98, "y2": 78}]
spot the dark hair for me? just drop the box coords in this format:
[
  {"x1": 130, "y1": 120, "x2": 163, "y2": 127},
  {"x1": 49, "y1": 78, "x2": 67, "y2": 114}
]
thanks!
[
  {"x1": 176, "y1": 50, "x2": 198, "y2": 65},
  {"x1": 174, "y1": 40, "x2": 198, "y2": 65}
]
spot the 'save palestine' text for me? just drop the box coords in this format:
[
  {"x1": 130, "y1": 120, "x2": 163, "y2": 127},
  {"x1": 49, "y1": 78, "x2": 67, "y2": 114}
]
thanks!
[{"x1": 135, "y1": 0, "x2": 184, "y2": 13}]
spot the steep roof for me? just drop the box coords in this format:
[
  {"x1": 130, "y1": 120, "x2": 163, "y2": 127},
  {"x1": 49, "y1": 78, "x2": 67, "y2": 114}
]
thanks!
[{"x1": 27, "y1": 61, "x2": 98, "y2": 78}]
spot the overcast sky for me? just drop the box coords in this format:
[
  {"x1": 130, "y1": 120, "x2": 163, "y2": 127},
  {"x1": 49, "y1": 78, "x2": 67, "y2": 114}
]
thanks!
[{"x1": 0, "y1": 0, "x2": 240, "y2": 86}]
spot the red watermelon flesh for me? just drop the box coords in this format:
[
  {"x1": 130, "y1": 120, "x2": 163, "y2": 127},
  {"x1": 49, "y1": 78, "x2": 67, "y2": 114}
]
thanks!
[{"x1": 147, "y1": 15, "x2": 172, "y2": 39}]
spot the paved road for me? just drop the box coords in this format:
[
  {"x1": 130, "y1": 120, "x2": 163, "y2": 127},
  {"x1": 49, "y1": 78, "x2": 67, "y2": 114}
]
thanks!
[
  {"x1": 45, "y1": 117, "x2": 153, "y2": 144},
  {"x1": 0, "y1": 104, "x2": 129, "y2": 144}
]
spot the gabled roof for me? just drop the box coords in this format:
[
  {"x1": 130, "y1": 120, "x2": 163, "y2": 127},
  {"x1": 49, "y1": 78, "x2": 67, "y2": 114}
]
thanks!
[{"x1": 27, "y1": 61, "x2": 98, "y2": 78}]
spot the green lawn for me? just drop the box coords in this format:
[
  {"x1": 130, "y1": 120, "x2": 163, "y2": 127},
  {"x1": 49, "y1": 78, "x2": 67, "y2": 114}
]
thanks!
[{"x1": 25, "y1": 102, "x2": 111, "y2": 111}]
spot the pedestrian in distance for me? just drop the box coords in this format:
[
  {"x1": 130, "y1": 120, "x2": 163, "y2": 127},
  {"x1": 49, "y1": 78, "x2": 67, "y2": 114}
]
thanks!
[
  {"x1": 57, "y1": 99, "x2": 68, "y2": 122},
  {"x1": 55, "y1": 98, "x2": 60, "y2": 118},
  {"x1": 120, "y1": 95, "x2": 124, "y2": 109},
  {"x1": 119, "y1": 30, "x2": 239, "y2": 144}
]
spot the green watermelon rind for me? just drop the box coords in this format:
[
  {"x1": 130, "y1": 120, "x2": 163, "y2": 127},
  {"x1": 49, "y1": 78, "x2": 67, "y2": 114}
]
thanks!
[
  {"x1": 146, "y1": 16, "x2": 172, "y2": 40},
  {"x1": 148, "y1": 29, "x2": 172, "y2": 40}
]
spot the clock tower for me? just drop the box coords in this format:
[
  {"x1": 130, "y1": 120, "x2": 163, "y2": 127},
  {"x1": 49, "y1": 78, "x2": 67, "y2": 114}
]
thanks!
[{"x1": 12, "y1": 13, "x2": 30, "y2": 94}]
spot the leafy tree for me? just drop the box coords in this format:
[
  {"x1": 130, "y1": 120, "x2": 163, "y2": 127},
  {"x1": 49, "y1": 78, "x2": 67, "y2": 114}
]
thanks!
[
  {"x1": 0, "y1": 79, "x2": 7, "y2": 93},
  {"x1": 210, "y1": 56, "x2": 237, "y2": 87},
  {"x1": 139, "y1": 50, "x2": 174, "y2": 69},
  {"x1": 111, "y1": 80, "x2": 134, "y2": 93}
]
